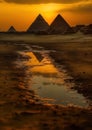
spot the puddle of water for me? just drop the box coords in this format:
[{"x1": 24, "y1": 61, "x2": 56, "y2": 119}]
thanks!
[{"x1": 15, "y1": 46, "x2": 89, "y2": 107}]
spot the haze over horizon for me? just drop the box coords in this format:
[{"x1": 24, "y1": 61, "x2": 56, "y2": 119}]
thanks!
[{"x1": 0, "y1": 0, "x2": 92, "y2": 31}]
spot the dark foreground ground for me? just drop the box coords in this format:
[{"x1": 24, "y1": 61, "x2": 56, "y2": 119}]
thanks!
[{"x1": 0, "y1": 34, "x2": 92, "y2": 130}]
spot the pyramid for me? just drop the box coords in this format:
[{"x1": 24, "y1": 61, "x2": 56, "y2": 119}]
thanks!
[
  {"x1": 48, "y1": 14, "x2": 73, "y2": 34},
  {"x1": 33, "y1": 52, "x2": 44, "y2": 62},
  {"x1": 27, "y1": 14, "x2": 49, "y2": 34},
  {"x1": 8, "y1": 26, "x2": 16, "y2": 33}
]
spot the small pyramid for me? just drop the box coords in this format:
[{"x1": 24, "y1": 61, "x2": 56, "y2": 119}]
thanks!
[
  {"x1": 27, "y1": 14, "x2": 49, "y2": 34},
  {"x1": 48, "y1": 14, "x2": 73, "y2": 34},
  {"x1": 8, "y1": 26, "x2": 16, "y2": 33}
]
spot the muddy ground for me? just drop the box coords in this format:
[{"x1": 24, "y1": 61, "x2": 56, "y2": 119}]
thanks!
[
  {"x1": 0, "y1": 34, "x2": 92, "y2": 130},
  {"x1": 33, "y1": 41, "x2": 92, "y2": 101}
]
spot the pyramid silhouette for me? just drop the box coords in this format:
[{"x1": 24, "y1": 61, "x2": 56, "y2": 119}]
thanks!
[
  {"x1": 27, "y1": 14, "x2": 49, "y2": 34},
  {"x1": 8, "y1": 26, "x2": 16, "y2": 33},
  {"x1": 33, "y1": 52, "x2": 44, "y2": 62},
  {"x1": 48, "y1": 14, "x2": 73, "y2": 34}
]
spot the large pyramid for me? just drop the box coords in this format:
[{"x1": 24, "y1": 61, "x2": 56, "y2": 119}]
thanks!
[
  {"x1": 7, "y1": 26, "x2": 16, "y2": 33},
  {"x1": 48, "y1": 14, "x2": 73, "y2": 34},
  {"x1": 27, "y1": 14, "x2": 49, "y2": 34}
]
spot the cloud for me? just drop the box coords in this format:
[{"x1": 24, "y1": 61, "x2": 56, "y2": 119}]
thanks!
[
  {"x1": 62, "y1": 2, "x2": 92, "y2": 13},
  {"x1": 0, "y1": 0, "x2": 4, "y2": 2},
  {"x1": 3, "y1": 0, "x2": 83, "y2": 4},
  {"x1": 73, "y1": 4, "x2": 92, "y2": 12},
  {"x1": 2, "y1": 0, "x2": 92, "y2": 13}
]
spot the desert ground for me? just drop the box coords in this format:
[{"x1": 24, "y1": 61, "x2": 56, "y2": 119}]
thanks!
[{"x1": 0, "y1": 33, "x2": 92, "y2": 130}]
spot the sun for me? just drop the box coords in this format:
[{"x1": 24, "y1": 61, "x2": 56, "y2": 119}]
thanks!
[
  {"x1": 37, "y1": 3, "x2": 62, "y2": 23},
  {"x1": 41, "y1": 3, "x2": 59, "y2": 12}
]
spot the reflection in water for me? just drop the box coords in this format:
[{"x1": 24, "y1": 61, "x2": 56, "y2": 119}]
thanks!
[{"x1": 16, "y1": 47, "x2": 89, "y2": 107}]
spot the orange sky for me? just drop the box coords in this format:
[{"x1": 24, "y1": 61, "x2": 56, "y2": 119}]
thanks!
[{"x1": 0, "y1": 0, "x2": 92, "y2": 31}]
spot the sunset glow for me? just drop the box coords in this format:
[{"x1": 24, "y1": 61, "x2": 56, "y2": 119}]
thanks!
[{"x1": 0, "y1": 0, "x2": 92, "y2": 31}]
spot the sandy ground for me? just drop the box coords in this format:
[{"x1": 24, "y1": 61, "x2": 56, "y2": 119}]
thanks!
[
  {"x1": 33, "y1": 41, "x2": 92, "y2": 102},
  {"x1": 0, "y1": 34, "x2": 92, "y2": 130}
]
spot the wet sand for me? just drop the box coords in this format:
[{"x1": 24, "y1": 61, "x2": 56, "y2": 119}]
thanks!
[
  {"x1": 30, "y1": 41, "x2": 92, "y2": 102},
  {"x1": 0, "y1": 34, "x2": 92, "y2": 130}
]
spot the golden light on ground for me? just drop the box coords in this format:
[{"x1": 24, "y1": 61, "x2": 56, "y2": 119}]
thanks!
[{"x1": 22, "y1": 52, "x2": 58, "y2": 74}]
